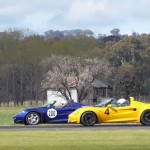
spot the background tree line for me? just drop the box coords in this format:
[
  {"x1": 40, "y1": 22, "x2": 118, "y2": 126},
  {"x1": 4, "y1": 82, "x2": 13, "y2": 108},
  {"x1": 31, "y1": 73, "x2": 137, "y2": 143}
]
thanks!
[{"x1": 0, "y1": 28, "x2": 149, "y2": 106}]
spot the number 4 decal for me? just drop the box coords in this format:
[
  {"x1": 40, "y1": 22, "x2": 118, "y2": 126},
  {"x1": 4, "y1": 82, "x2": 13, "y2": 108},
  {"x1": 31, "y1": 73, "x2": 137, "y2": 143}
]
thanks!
[
  {"x1": 105, "y1": 108, "x2": 110, "y2": 115},
  {"x1": 47, "y1": 109, "x2": 57, "y2": 118}
]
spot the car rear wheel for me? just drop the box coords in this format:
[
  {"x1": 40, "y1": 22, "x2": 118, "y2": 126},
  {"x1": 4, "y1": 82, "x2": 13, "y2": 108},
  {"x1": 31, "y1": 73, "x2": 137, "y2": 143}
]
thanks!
[
  {"x1": 25, "y1": 112, "x2": 40, "y2": 125},
  {"x1": 141, "y1": 110, "x2": 150, "y2": 125},
  {"x1": 81, "y1": 112, "x2": 96, "y2": 126}
]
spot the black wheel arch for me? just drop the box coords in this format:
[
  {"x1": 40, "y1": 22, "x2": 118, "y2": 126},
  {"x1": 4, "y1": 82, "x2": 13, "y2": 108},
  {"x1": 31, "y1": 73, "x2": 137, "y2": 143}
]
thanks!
[
  {"x1": 80, "y1": 111, "x2": 98, "y2": 124},
  {"x1": 140, "y1": 109, "x2": 150, "y2": 125}
]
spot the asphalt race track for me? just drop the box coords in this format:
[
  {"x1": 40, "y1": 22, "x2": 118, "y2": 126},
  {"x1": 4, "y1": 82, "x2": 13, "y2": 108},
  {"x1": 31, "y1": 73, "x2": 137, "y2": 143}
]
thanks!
[{"x1": 0, "y1": 123, "x2": 150, "y2": 131}]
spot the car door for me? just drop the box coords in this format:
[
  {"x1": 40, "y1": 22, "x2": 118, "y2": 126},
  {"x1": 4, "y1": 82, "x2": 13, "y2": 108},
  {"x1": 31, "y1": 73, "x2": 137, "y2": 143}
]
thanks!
[
  {"x1": 100, "y1": 105, "x2": 140, "y2": 123},
  {"x1": 42, "y1": 106, "x2": 77, "y2": 123}
]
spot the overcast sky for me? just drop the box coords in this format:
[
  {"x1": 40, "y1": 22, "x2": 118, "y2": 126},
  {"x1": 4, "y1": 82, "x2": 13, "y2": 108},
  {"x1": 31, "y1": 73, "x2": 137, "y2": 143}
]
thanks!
[{"x1": 0, "y1": 0, "x2": 150, "y2": 35}]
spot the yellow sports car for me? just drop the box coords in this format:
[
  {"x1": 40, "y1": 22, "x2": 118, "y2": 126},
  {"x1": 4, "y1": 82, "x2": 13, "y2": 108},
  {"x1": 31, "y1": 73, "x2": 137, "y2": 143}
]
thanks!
[{"x1": 68, "y1": 97, "x2": 150, "y2": 126}]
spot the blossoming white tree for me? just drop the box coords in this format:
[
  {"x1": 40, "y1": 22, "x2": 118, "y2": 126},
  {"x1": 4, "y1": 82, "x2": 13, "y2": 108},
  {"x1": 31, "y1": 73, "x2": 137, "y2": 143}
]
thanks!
[{"x1": 41, "y1": 55, "x2": 111, "y2": 103}]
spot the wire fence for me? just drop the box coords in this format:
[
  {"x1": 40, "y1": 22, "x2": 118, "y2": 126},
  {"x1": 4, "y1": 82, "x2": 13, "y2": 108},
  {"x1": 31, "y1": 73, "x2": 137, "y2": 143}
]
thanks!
[
  {"x1": 0, "y1": 95, "x2": 150, "y2": 107},
  {"x1": 135, "y1": 95, "x2": 150, "y2": 103}
]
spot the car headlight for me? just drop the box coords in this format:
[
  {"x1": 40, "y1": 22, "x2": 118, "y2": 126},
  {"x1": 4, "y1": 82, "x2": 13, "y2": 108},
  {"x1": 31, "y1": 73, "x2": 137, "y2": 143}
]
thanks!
[{"x1": 14, "y1": 110, "x2": 26, "y2": 117}]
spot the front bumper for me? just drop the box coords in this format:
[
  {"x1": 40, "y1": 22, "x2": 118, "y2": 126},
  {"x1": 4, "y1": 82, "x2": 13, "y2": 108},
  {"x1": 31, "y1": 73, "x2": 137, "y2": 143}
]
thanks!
[
  {"x1": 68, "y1": 114, "x2": 80, "y2": 124},
  {"x1": 13, "y1": 111, "x2": 27, "y2": 124},
  {"x1": 13, "y1": 116, "x2": 24, "y2": 124}
]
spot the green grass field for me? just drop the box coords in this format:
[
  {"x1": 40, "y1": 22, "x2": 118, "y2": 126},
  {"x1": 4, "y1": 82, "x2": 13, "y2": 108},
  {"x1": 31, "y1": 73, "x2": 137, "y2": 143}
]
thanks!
[
  {"x1": 0, "y1": 130, "x2": 150, "y2": 150},
  {"x1": 0, "y1": 107, "x2": 150, "y2": 150},
  {"x1": 0, "y1": 107, "x2": 25, "y2": 126}
]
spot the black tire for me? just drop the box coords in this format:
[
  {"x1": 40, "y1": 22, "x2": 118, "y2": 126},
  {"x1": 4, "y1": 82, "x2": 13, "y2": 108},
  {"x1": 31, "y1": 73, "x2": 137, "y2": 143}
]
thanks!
[
  {"x1": 81, "y1": 112, "x2": 97, "y2": 126},
  {"x1": 141, "y1": 110, "x2": 150, "y2": 125},
  {"x1": 25, "y1": 112, "x2": 40, "y2": 125}
]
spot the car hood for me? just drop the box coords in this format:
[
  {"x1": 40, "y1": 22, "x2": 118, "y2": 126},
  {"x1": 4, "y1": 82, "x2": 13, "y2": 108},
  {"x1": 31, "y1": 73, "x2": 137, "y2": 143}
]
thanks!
[{"x1": 23, "y1": 107, "x2": 46, "y2": 112}]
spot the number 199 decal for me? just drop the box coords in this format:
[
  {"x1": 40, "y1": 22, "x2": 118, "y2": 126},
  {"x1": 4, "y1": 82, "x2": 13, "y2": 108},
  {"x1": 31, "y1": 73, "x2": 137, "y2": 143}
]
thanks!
[{"x1": 47, "y1": 109, "x2": 57, "y2": 118}]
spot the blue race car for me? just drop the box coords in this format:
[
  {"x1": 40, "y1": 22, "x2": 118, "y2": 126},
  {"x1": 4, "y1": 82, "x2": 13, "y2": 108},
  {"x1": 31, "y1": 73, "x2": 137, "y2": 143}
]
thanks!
[{"x1": 13, "y1": 101, "x2": 85, "y2": 125}]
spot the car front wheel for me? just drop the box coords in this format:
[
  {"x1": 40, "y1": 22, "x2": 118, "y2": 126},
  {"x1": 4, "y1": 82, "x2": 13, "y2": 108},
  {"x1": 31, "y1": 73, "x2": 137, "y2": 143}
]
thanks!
[
  {"x1": 141, "y1": 110, "x2": 150, "y2": 125},
  {"x1": 25, "y1": 112, "x2": 40, "y2": 125},
  {"x1": 81, "y1": 112, "x2": 96, "y2": 126}
]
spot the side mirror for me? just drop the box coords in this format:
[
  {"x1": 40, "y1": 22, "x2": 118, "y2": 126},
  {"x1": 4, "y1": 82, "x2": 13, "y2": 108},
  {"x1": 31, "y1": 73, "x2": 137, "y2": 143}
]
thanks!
[{"x1": 107, "y1": 104, "x2": 112, "y2": 108}]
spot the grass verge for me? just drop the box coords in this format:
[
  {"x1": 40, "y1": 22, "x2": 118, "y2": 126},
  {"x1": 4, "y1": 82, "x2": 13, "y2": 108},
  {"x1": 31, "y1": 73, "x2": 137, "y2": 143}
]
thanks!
[
  {"x1": 0, "y1": 130, "x2": 150, "y2": 150},
  {"x1": 0, "y1": 107, "x2": 25, "y2": 126},
  {"x1": 0, "y1": 107, "x2": 150, "y2": 150}
]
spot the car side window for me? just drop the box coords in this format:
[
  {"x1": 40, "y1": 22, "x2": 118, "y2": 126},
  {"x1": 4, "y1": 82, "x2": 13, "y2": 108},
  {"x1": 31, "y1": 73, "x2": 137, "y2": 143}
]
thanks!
[
  {"x1": 107, "y1": 99, "x2": 130, "y2": 107},
  {"x1": 110, "y1": 100, "x2": 119, "y2": 107},
  {"x1": 116, "y1": 99, "x2": 130, "y2": 107}
]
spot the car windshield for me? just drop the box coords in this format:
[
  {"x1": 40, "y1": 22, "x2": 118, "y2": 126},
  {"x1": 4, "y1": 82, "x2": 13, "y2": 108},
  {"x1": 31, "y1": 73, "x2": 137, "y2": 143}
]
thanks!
[
  {"x1": 41, "y1": 100, "x2": 70, "y2": 108},
  {"x1": 41, "y1": 101, "x2": 57, "y2": 108},
  {"x1": 95, "y1": 99, "x2": 116, "y2": 107},
  {"x1": 42, "y1": 103, "x2": 53, "y2": 108},
  {"x1": 95, "y1": 98, "x2": 130, "y2": 107}
]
